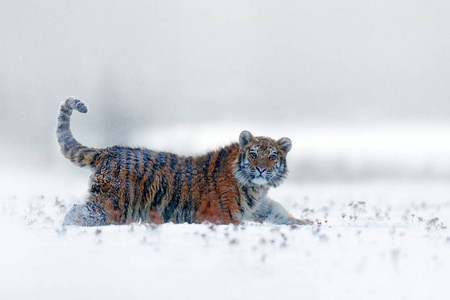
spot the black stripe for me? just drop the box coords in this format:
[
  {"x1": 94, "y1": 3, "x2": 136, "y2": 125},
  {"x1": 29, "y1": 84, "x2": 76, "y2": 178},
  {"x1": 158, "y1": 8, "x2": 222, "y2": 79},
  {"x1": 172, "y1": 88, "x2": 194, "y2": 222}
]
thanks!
[
  {"x1": 138, "y1": 149, "x2": 155, "y2": 219},
  {"x1": 235, "y1": 184, "x2": 244, "y2": 222},
  {"x1": 169, "y1": 153, "x2": 178, "y2": 172},
  {"x1": 60, "y1": 134, "x2": 75, "y2": 146},
  {"x1": 242, "y1": 186, "x2": 254, "y2": 208},
  {"x1": 152, "y1": 174, "x2": 168, "y2": 209},
  {"x1": 139, "y1": 151, "x2": 167, "y2": 219},
  {"x1": 60, "y1": 106, "x2": 72, "y2": 115},
  {"x1": 185, "y1": 157, "x2": 193, "y2": 189},
  {"x1": 162, "y1": 161, "x2": 183, "y2": 222},
  {"x1": 212, "y1": 148, "x2": 227, "y2": 188},
  {"x1": 212, "y1": 149, "x2": 228, "y2": 215},
  {"x1": 148, "y1": 152, "x2": 168, "y2": 203},
  {"x1": 122, "y1": 148, "x2": 133, "y2": 222},
  {"x1": 131, "y1": 148, "x2": 142, "y2": 218},
  {"x1": 77, "y1": 148, "x2": 95, "y2": 166},
  {"x1": 69, "y1": 145, "x2": 85, "y2": 162},
  {"x1": 195, "y1": 151, "x2": 214, "y2": 212},
  {"x1": 236, "y1": 186, "x2": 241, "y2": 207},
  {"x1": 280, "y1": 157, "x2": 287, "y2": 174},
  {"x1": 181, "y1": 157, "x2": 193, "y2": 223},
  {"x1": 134, "y1": 149, "x2": 141, "y2": 173},
  {"x1": 62, "y1": 137, "x2": 78, "y2": 154},
  {"x1": 66, "y1": 135, "x2": 78, "y2": 148},
  {"x1": 57, "y1": 113, "x2": 70, "y2": 123},
  {"x1": 90, "y1": 149, "x2": 102, "y2": 167},
  {"x1": 76, "y1": 148, "x2": 91, "y2": 166},
  {"x1": 73, "y1": 99, "x2": 86, "y2": 112},
  {"x1": 238, "y1": 153, "x2": 243, "y2": 166},
  {"x1": 112, "y1": 147, "x2": 123, "y2": 212},
  {"x1": 57, "y1": 123, "x2": 70, "y2": 132},
  {"x1": 157, "y1": 152, "x2": 168, "y2": 169}
]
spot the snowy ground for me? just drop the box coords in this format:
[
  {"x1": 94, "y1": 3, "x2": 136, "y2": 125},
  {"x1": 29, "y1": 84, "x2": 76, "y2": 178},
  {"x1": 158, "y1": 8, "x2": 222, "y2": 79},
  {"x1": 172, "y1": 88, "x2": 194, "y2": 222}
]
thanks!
[
  {"x1": 1, "y1": 177, "x2": 449, "y2": 300},
  {"x1": 1, "y1": 125, "x2": 449, "y2": 300}
]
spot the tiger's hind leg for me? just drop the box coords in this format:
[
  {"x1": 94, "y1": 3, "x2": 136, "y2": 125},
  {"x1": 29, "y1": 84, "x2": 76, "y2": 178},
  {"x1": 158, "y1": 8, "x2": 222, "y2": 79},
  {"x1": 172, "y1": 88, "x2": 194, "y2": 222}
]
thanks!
[{"x1": 62, "y1": 201, "x2": 107, "y2": 226}]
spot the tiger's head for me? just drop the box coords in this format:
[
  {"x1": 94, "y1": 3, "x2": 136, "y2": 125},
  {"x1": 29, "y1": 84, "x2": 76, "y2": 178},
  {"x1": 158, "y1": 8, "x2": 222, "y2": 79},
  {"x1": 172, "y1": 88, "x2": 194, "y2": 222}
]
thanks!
[{"x1": 234, "y1": 130, "x2": 292, "y2": 187}]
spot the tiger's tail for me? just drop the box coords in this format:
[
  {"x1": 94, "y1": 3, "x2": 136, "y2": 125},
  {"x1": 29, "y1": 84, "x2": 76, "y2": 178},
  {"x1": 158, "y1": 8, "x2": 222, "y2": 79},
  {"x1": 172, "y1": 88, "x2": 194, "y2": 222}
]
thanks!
[{"x1": 56, "y1": 97, "x2": 100, "y2": 168}]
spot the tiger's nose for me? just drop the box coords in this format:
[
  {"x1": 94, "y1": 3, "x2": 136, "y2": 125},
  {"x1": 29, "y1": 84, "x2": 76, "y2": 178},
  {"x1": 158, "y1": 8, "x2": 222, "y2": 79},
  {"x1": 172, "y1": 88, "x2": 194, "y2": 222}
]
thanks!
[{"x1": 256, "y1": 166, "x2": 267, "y2": 174}]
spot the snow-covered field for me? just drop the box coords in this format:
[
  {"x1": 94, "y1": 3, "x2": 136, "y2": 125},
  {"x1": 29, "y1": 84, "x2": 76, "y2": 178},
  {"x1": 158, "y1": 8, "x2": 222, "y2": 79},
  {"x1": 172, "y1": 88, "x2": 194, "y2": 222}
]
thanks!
[
  {"x1": 1, "y1": 125, "x2": 449, "y2": 300},
  {"x1": 1, "y1": 179, "x2": 449, "y2": 300}
]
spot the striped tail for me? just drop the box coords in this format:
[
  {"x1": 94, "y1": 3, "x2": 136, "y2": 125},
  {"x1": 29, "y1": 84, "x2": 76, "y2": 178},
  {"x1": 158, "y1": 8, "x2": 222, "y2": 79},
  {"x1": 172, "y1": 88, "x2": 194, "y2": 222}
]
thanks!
[{"x1": 57, "y1": 97, "x2": 99, "y2": 167}]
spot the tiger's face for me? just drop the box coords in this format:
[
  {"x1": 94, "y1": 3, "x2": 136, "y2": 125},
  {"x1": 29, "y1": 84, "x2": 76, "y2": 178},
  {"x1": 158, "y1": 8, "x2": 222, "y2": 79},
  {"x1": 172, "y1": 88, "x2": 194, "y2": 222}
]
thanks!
[{"x1": 234, "y1": 130, "x2": 292, "y2": 187}]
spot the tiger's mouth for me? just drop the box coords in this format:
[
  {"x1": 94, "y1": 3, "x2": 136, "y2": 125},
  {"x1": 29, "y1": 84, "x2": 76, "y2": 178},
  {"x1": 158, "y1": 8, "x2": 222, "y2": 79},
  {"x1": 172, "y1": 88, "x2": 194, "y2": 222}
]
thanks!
[{"x1": 251, "y1": 174, "x2": 269, "y2": 185}]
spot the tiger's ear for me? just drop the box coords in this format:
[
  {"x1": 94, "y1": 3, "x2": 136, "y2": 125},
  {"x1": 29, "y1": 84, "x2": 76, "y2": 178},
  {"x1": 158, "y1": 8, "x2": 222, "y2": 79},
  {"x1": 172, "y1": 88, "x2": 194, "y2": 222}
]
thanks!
[
  {"x1": 239, "y1": 130, "x2": 254, "y2": 148},
  {"x1": 277, "y1": 137, "x2": 292, "y2": 154}
]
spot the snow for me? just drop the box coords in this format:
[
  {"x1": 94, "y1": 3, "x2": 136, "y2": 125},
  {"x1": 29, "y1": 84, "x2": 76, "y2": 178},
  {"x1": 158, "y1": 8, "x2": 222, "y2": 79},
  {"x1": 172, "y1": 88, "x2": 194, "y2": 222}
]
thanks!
[{"x1": 1, "y1": 125, "x2": 450, "y2": 300}]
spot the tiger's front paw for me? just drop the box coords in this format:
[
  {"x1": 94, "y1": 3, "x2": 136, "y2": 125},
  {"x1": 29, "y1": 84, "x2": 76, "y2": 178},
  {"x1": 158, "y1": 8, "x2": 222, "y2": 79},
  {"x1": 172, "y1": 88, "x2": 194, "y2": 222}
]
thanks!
[{"x1": 295, "y1": 218, "x2": 314, "y2": 225}]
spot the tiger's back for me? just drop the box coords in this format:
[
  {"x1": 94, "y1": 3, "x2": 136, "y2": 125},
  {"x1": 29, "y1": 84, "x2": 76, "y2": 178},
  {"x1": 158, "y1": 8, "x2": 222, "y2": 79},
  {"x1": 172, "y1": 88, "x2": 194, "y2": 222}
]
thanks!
[
  {"x1": 58, "y1": 97, "x2": 313, "y2": 226},
  {"x1": 87, "y1": 145, "x2": 242, "y2": 225}
]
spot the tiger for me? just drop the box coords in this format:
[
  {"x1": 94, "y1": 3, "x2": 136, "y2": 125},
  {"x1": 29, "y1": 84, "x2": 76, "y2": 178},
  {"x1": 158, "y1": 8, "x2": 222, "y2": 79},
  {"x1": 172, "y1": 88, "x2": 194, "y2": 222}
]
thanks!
[{"x1": 57, "y1": 97, "x2": 313, "y2": 226}]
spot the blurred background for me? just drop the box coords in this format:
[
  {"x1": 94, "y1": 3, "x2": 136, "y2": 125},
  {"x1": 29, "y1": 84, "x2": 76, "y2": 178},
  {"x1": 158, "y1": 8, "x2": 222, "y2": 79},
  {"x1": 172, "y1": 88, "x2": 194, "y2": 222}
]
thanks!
[{"x1": 1, "y1": 0, "x2": 449, "y2": 187}]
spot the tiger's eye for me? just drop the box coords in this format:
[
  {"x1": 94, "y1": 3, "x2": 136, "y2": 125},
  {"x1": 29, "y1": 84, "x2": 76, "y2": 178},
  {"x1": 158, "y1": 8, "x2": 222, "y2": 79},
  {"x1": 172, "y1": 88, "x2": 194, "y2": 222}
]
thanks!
[
  {"x1": 249, "y1": 152, "x2": 257, "y2": 159},
  {"x1": 269, "y1": 154, "x2": 277, "y2": 160}
]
